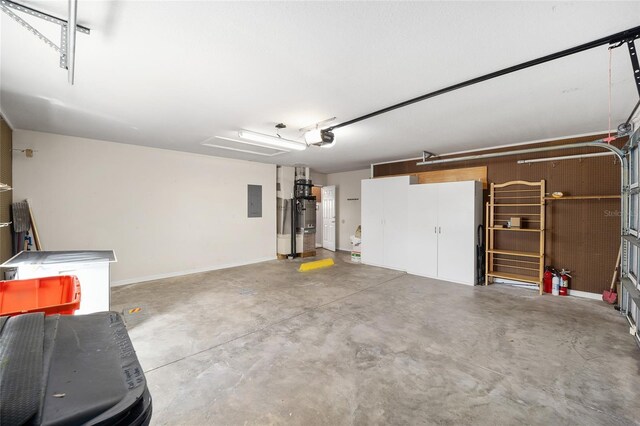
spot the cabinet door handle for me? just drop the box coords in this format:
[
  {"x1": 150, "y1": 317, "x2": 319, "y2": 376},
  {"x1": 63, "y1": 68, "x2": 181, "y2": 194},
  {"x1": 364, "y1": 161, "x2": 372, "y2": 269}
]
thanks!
[
  {"x1": 434, "y1": 226, "x2": 437, "y2": 233},
  {"x1": 438, "y1": 226, "x2": 441, "y2": 234}
]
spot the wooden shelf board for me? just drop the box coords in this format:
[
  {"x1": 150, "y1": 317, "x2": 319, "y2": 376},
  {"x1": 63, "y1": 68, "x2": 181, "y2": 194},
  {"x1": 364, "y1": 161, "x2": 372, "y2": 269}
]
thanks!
[
  {"x1": 493, "y1": 257, "x2": 540, "y2": 265},
  {"x1": 487, "y1": 271, "x2": 541, "y2": 284},
  {"x1": 493, "y1": 263, "x2": 539, "y2": 271},
  {"x1": 488, "y1": 227, "x2": 543, "y2": 232},
  {"x1": 487, "y1": 249, "x2": 542, "y2": 258},
  {"x1": 544, "y1": 195, "x2": 620, "y2": 200},
  {"x1": 493, "y1": 181, "x2": 543, "y2": 189},
  {"x1": 491, "y1": 203, "x2": 543, "y2": 206},
  {"x1": 493, "y1": 196, "x2": 541, "y2": 200}
]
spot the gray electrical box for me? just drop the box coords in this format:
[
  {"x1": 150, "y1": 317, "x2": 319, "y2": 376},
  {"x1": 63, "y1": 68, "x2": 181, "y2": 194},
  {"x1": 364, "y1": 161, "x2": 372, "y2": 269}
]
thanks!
[{"x1": 248, "y1": 185, "x2": 262, "y2": 218}]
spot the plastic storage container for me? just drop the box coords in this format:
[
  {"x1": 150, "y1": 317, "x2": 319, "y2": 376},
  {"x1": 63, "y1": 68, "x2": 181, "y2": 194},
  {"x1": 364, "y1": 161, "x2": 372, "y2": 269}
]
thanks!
[
  {"x1": 350, "y1": 236, "x2": 362, "y2": 263},
  {"x1": 0, "y1": 312, "x2": 152, "y2": 425},
  {"x1": 0, "y1": 275, "x2": 81, "y2": 316}
]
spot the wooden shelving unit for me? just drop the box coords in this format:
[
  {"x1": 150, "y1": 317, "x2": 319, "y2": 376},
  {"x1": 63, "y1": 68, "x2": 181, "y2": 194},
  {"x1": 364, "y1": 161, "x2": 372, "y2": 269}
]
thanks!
[
  {"x1": 0, "y1": 182, "x2": 11, "y2": 229},
  {"x1": 485, "y1": 180, "x2": 545, "y2": 294}
]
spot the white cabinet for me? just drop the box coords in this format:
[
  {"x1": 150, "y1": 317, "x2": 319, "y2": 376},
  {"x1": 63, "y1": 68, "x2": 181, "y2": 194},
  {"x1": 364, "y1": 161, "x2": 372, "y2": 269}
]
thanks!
[
  {"x1": 407, "y1": 181, "x2": 482, "y2": 285},
  {"x1": 361, "y1": 179, "x2": 385, "y2": 267},
  {"x1": 361, "y1": 176, "x2": 416, "y2": 270},
  {"x1": 407, "y1": 184, "x2": 438, "y2": 277},
  {"x1": 362, "y1": 177, "x2": 482, "y2": 285}
]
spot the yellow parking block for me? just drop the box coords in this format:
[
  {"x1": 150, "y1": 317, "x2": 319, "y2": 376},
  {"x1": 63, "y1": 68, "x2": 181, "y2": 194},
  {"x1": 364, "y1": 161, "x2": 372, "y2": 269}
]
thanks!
[{"x1": 298, "y1": 258, "x2": 335, "y2": 272}]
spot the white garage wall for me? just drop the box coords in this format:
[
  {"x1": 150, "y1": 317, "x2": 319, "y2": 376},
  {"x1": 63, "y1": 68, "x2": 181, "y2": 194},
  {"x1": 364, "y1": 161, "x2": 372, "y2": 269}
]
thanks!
[
  {"x1": 326, "y1": 168, "x2": 370, "y2": 251},
  {"x1": 309, "y1": 171, "x2": 327, "y2": 186},
  {"x1": 12, "y1": 130, "x2": 276, "y2": 285}
]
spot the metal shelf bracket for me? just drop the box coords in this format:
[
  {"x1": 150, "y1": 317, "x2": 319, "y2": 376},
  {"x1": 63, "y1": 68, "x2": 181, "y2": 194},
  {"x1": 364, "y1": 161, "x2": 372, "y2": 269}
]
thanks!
[{"x1": 0, "y1": 0, "x2": 90, "y2": 84}]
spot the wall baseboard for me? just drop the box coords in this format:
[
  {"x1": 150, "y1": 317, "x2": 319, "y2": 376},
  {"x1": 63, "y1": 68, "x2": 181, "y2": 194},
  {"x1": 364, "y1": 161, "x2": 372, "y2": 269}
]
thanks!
[
  {"x1": 493, "y1": 278, "x2": 600, "y2": 300},
  {"x1": 111, "y1": 256, "x2": 277, "y2": 287},
  {"x1": 567, "y1": 289, "x2": 601, "y2": 300}
]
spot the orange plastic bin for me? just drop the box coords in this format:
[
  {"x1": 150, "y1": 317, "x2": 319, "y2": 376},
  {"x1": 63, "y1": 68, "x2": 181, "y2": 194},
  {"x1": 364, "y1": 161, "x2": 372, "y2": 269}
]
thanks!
[{"x1": 0, "y1": 275, "x2": 81, "y2": 316}]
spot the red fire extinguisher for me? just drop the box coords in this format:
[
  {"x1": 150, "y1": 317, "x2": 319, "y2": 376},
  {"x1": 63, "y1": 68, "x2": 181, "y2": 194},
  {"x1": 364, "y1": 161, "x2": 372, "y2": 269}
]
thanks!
[
  {"x1": 559, "y1": 269, "x2": 571, "y2": 296},
  {"x1": 543, "y1": 266, "x2": 554, "y2": 293}
]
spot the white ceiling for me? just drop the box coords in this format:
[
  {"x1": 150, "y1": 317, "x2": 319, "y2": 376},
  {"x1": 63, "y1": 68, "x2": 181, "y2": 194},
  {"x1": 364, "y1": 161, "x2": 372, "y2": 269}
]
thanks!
[{"x1": 2, "y1": 1, "x2": 640, "y2": 173}]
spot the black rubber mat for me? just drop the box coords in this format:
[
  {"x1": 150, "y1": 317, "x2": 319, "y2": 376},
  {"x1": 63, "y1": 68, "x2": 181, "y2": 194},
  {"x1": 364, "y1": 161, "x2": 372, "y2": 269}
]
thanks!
[
  {"x1": 0, "y1": 316, "x2": 8, "y2": 334},
  {"x1": 0, "y1": 312, "x2": 151, "y2": 425},
  {"x1": 0, "y1": 313, "x2": 44, "y2": 426}
]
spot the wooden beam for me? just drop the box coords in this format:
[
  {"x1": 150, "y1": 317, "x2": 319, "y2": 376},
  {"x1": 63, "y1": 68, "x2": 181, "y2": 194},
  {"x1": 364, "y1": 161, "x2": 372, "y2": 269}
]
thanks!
[{"x1": 378, "y1": 166, "x2": 487, "y2": 189}]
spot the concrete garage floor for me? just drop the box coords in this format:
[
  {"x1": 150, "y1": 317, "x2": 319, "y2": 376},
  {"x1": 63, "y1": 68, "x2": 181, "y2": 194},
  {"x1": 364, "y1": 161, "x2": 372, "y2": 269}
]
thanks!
[{"x1": 112, "y1": 250, "x2": 640, "y2": 425}]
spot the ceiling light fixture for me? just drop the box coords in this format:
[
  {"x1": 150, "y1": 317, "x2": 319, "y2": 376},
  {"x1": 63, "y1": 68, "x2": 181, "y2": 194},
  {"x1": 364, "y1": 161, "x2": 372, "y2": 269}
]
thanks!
[
  {"x1": 213, "y1": 135, "x2": 287, "y2": 151},
  {"x1": 238, "y1": 130, "x2": 307, "y2": 151},
  {"x1": 202, "y1": 142, "x2": 286, "y2": 157}
]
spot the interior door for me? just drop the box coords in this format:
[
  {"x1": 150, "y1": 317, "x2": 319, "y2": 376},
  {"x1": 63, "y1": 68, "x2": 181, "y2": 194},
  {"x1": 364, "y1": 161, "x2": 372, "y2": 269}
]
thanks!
[
  {"x1": 361, "y1": 179, "x2": 384, "y2": 266},
  {"x1": 315, "y1": 201, "x2": 323, "y2": 248},
  {"x1": 437, "y1": 181, "x2": 475, "y2": 284},
  {"x1": 322, "y1": 185, "x2": 336, "y2": 252},
  {"x1": 407, "y1": 184, "x2": 438, "y2": 278}
]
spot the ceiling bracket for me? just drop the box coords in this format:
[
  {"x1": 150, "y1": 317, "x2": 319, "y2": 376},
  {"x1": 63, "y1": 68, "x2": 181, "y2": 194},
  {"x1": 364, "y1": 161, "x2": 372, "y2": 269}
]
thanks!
[
  {"x1": 627, "y1": 39, "x2": 640, "y2": 98},
  {"x1": 0, "y1": 4, "x2": 61, "y2": 53},
  {"x1": 60, "y1": 24, "x2": 68, "y2": 69},
  {"x1": 422, "y1": 151, "x2": 437, "y2": 162},
  {"x1": 0, "y1": 0, "x2": 89, "y2": 82}
]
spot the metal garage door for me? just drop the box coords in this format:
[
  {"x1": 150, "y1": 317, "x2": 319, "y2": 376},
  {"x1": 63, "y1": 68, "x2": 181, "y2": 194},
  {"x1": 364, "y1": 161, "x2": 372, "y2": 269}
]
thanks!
[{"x1": 622, "y1": 128, "x2": 640, "y2": 347}]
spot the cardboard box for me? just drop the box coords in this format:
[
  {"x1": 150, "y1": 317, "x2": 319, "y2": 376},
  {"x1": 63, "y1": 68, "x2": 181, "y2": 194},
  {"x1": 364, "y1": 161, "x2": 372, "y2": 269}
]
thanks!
[{"x1": 510, "y1": 217, "x2": 521, "y2": 228}]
